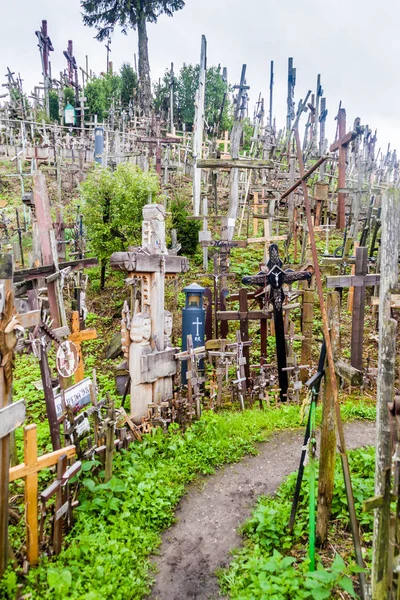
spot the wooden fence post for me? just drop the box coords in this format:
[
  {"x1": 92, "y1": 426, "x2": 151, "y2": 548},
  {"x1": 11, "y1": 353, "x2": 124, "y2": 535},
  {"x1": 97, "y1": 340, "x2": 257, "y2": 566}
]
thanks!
[{"x1": 372, "y1": 190, "x2": 400, "y2": 599}]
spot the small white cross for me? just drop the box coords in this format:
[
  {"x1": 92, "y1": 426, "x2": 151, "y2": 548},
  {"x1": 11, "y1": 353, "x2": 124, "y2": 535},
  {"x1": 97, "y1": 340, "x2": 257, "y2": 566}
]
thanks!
[{"x1": 193, "y1": 317, "x2": 203, "y2": 337}]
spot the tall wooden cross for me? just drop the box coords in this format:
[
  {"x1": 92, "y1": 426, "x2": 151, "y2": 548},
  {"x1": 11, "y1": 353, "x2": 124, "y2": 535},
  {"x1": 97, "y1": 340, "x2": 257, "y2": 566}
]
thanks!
[
  {"x1": 68, "y1": 310, "x2": 97, "y2": 383},
  {"x1": 137, "y1": 116, "x2": 180, "y2": 175},
  {"x1": 63, "y1": 40, "x2": 79, "y2": 103},
  {"x1": 326, "y1": 246, "x2": 380, "y2": 371},
  {"x1": 9, "y1": 425, "x2": 76, "y2": 565},
  {"x1": 242, "y1": 244, "x2": 313, "y2": 401},
  {"x1": 329, "y1": 108, "x2": 357, "y2": 229},
  {"x1": 35, "y1": 20, "x2": 54, "y2": 119},
  {"x1": 111, "y1": 204, "x2": 189, "y2": 421}
]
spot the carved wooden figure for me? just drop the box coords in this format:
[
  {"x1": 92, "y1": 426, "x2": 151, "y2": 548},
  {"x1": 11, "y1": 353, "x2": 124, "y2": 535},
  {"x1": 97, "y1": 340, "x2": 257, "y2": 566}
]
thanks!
[{"x1": 111, "y1": 204, "x2": 189, "y2": 423}]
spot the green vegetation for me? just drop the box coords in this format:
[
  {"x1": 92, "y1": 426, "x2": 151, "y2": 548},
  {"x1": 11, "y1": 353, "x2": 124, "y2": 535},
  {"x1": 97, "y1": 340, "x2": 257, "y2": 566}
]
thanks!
[
  {"x1": 154, "y1": 64, "x2": 231, "y2": 131},
  {"x1": 1, "y1": 400, "x2": 375, "y2": 600},
  {"x1": 80, "y1": 163, "x2": 159, "y2": 287},
  {"x1": 169, "y1": 186, "x2": 201, "y2": 256},
  {"x1": 219, "y1": 446, "x2": 374, "y2": 599}
]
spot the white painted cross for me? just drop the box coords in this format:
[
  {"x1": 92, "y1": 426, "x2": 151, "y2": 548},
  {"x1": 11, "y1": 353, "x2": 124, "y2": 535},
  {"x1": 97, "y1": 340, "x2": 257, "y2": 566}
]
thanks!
[{"x1": 193, "y1": 317, "x2": 203, "y2": 341}]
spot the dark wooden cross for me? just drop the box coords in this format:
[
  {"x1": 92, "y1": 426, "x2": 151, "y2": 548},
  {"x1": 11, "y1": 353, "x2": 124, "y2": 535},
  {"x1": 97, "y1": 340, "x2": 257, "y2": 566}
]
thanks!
[
  {"x1": 137, "y1": 116, "x2": 180, "y2": 175},
  {"x1": 329, "y1": 108, "x2": 357, "y2": 229},
  {"x1": 35, "y1": 20, "x2": 54, "y2": 80},
  {"x1": 326, "y1": 246, "x2": 380, "y2": 371},
  {"x1": 63, "y1": 40, "x2": 79, "y2": 103},
  {"x1": 242, "y1": 244, "x2": 313, "y2": 402},
  {"x1": 40, "y1": 456, "x2": 81, "y2": 555}
]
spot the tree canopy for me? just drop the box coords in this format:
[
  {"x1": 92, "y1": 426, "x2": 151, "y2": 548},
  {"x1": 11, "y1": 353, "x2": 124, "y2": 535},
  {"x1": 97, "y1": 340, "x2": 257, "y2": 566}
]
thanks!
[
  {"x1": 80, "y1": 163, "x2": 160, "y2": 270},
  {"x1": 81, "y1": 0, "x2": 185, "y2": 115},
  {"x1": 154, "y1": 64, "x2": 232, "y2": 132}
]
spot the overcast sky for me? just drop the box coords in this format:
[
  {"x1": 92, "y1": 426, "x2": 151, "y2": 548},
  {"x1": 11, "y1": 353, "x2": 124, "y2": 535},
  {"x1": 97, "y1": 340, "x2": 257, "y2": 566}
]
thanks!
[{"x1": 2, "y1": 0, "x2": 399, "y2": 153}]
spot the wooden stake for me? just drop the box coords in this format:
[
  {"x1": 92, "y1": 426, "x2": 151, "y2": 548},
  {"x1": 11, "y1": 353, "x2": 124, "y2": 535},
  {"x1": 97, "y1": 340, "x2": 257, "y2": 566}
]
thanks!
[
  {"x1": 294, "y1": 127, "x2": 366, "y2": 598},
  {"x1": 372, "y1": 190, "x2": 400, "y2": 599},
  {"x1": 317, "y1": 291, "x2": 340, "y2": 544},
  {"x1": 0, "y1": 254, "x2": 16, "y2": 577}
]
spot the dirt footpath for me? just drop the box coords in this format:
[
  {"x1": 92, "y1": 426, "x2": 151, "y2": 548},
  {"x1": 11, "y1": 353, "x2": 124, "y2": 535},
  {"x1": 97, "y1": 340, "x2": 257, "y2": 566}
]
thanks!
[{"x1": 150, "y1": 421, "x2": 376, "y2": 600}]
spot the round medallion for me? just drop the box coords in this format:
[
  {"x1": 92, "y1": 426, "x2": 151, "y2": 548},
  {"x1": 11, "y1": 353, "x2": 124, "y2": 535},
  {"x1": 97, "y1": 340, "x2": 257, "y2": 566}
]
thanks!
[{"x1": 56, "y1": 340, "x2": 79, "y2": 377}]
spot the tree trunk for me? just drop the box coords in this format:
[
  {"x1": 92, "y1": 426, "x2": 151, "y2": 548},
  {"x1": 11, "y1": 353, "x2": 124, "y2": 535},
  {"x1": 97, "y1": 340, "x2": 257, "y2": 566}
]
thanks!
[
  {"x1": 100, "y1": 261, "x2": 106, "y2": 290},
  {"x1": 137, "y1": 14, "x2": 152, "y2": 116}
]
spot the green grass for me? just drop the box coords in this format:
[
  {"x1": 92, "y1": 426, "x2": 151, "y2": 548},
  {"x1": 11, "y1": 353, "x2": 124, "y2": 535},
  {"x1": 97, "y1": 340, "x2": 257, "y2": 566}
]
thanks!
[
  {"x1": 1, "y1": 398, "x2": 376, "y2": 600},
  {"x1": 219, "y1": 446, "x2": 375, "y2": 599}
]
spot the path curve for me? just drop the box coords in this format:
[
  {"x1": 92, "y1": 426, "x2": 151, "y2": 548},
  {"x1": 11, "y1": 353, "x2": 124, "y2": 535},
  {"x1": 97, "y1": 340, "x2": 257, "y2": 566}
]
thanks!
[{"x1": 150, "y1": 421, "x2": 375, "y2": 600}]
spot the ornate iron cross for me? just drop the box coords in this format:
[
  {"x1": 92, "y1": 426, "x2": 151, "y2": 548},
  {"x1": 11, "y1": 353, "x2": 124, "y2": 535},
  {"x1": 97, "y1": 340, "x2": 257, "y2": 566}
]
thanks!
[{"x1": 242, "y1": 244, "x2": 313, "y2": 401}]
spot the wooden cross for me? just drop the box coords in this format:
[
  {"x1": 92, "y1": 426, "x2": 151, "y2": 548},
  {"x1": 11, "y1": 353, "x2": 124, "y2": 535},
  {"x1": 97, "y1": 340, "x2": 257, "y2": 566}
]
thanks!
[
  {"x1": 40, "y1": 456, "x2": 81, "y2": 555},
  {"x1": 217, "y1": 288, "x2": 300, "y2": 363},
  {"x1": 68, "y1": 311, "x2": 97, "y2": 383},
  {"x1": 226, "y1": 331, "x2": 252, "y2": 410},
  {"x1": 175, "y1": 335, "x2": 206, "y2": 420},
  {"x1": 35, "y1": 20, "x2": 53, "y2": 80},
  {"x1": 137, "y1": 116, "x2": 180, "y2": 175},
  {"x1": 63, "y1": 40, "x2": 79, "y2": 102},
  {"x1": 242, "y1": 244, "x2": 313, "y2": 401},
  {"x1": 326, "y1": 246, "x2": 379, "y2": 371},
  {"x1": 206, "y1": 339, "x2": 237, "y2": 406},
  {"x1": 329, "y1": 108, "x2": 357, "y2": 229},
  {"x1": 9, "y1": 424, "x2": 76, "y2": 565}
]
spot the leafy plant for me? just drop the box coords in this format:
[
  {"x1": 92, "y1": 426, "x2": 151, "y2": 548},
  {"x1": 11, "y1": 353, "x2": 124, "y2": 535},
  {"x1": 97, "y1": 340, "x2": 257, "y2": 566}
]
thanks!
[
  {"x1": 219, "y1": 446, "x2": 375, "y2": 599},
  {"x1": 80, "y1": 163, "x2": 159, "y2": 287},
  {"x1": 169, "y1": 189, "x2": 200, "y2": 256}
]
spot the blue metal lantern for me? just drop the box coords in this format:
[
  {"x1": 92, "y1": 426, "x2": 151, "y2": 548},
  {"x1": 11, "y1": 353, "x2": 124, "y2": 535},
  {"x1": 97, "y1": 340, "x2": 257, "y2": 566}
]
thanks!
[{"x1": 181, "y1": 283, "x2": 206, "y2": 384}]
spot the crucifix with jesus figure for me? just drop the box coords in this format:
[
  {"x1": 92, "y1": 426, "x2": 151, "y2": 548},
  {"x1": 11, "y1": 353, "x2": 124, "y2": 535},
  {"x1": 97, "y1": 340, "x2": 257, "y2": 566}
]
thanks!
[{"x1": 242, "y1": 244, "x2": 313, "y2": 401}]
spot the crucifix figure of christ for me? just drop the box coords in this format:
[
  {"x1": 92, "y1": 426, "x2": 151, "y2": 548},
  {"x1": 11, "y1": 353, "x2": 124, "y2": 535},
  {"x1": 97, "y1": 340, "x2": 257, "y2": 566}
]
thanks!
[
  {"x1": 110, "y1": 204, "x2": 189, "y2": 424},
  {"x1": 242, "y1": 244, "x2": 313, "y2": 402},
  {"x1": 137, "y1": 116, "x2": 180, "y2": 175},
  {"x1": 329, "y1": 107, "x2": 357, "y2": 229},
  {"x1": 35, "y1": 20, "x2": 54, "y2": 119}
]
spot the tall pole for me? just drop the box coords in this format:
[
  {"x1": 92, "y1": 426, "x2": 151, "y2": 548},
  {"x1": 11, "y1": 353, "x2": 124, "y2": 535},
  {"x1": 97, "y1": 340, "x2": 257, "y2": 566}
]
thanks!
[
  {"x1": 169, "y1": 62, "x2": 175, "y2": 135},
  {"x1": 193, "y1": 35, "x2": 207, "y2": 216},
  {"x1": 294, "y1": 126, "x2": 366, "y2": 598},
  {"x1": 269, "y1": 60, "x2": 274, "y2": 127},
  {"x1": 372, "y1": 189, "x2": 400, "y2": 599}
]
